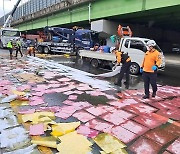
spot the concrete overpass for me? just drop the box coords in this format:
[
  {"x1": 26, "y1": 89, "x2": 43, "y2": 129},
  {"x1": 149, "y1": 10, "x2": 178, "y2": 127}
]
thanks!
[{"x1": 12, "y1": 0, "x2": 180, "y2": 32}]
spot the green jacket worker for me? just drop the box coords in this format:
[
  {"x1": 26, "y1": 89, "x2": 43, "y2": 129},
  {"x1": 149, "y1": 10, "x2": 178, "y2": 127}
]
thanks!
[
  {"x1": 7, "y1": 40, "x2": 13, "y2": 60},
  {"x1": 15, "y1": 39, "x2": 23, "y2": 57}
]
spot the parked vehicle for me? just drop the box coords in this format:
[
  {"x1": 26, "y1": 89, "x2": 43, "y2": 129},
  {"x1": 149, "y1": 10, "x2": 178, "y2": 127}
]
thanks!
[
  {"x1": 0, "y1": 28, "x2": 21, "y2": 48},
  {"x1": 172, "y1": 44, "x2": 180, "y2": 53},
  {"x1": 37, "y1": 26, "x2": 99, "y2": 54}
]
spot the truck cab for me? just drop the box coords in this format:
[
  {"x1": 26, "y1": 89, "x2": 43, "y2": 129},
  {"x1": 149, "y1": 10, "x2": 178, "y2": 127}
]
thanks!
[
  {"x1": 0, "y1": 28, "x2": 21, "y2": 48},
  {"x1": 78, "y1": 24, "x2": 165, "y2": 75},
  {"x1": 79, "y1": 37, "x2": 165, "y2": 75},
  {"x1": 75, "y1": 29, "x2": 99, "y2": 50}
]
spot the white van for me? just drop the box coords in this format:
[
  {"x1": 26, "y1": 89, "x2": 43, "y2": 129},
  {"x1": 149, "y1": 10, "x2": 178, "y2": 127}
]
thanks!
[{"x1": 79, "y1": 37, "x2": 165, "y2": 75}]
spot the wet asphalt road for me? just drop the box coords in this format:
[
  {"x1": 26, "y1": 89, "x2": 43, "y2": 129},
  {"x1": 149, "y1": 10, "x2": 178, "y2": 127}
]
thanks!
[
  {"x1": 36, "y1": 52, "x2": 180, "y2": 88},
  {"x1": 0, "y1": 49, "x2": 180, "y2": 89}
]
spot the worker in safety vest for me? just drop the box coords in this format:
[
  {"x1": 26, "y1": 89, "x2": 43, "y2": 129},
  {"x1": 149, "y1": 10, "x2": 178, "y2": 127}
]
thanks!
[
  {"x1": 15, "y1": 39, "x2": 23, "y2": 58},
  {"x1": 27, "y1": 44, "x2": 36, "y2": 57},
  {"x1": 112, "y1": 47, "x2": 131, "y2": 88},
  {"x1": 140, "y1": 40, "x2": 162, "y2": 99},
  {"x1": 7, "y1": 39, "x2": 14, "y2": 60}
]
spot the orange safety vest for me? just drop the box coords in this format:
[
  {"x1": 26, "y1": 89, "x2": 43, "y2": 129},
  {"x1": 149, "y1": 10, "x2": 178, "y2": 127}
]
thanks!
[
  {"x1": 115, "y1": 50, "x2": 131, "y2": 64},
  {"x1": 27, "y1": 47, "x2": 35, "y2": 54}
]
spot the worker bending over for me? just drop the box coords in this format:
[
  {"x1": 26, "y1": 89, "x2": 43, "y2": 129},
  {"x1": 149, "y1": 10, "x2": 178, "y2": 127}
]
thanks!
[
  {"x1": 140, "y1": 40, "x2": 162, "y2": 99},
  {"x1": 112, "y1": 48, "x2": 131, "y2": 88},
  {"x1": 27, "y1": 45, "x2": 36, "y2": 57}
]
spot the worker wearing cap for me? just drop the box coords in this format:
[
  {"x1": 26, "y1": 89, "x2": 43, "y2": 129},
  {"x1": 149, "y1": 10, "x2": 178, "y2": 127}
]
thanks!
[
  {"x1": 112, "y1": 48, "x2": 131, "y2": 88},
  {"x1": 140, "y1": 40, "x2": 162, "y2": 99},
  {"x1": 7, "y1": 40, "x2": 14, "y2": 60},
  {"x1": 15, "y1": 39, "x2": 23, "y2": 58},
  {"x1": 90, "y1": 43, "x2": 100, "y2": 51}
]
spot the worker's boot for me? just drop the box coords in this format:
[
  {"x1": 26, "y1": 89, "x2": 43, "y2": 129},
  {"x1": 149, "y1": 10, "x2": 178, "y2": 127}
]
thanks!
[
  {"x1": 116, "y1": 86, "x2": 122, "y2": 93},
  {"x1": 142, "y1": 95, "x2": 149, "y2": 99},
  {"x1": 114, "y1": 78, "x2": 122, "y2": 88},
  {"x1": 10, "y1": 54, "x2": 12, "y2": 60},
  {"x1": 152, "y1": 92, "x2": 156, "y2": 98}
]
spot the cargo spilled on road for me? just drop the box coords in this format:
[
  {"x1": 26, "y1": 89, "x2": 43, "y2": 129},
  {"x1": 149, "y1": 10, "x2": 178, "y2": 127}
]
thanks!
[{"x1": 0, "y1": 54, "x2": 179, "y2": 153}]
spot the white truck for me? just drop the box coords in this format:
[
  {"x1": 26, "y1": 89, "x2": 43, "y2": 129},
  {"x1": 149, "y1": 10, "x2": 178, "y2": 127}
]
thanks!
[
  {"x1": 0, "y1": 28, "x2": 21, "y2": 48},
  {"x1": 78, "y1": 25, "x2": 165, "y2": 75},
  {"x1": 0, "y1": 0, "x2": 21, "y2": 48}
]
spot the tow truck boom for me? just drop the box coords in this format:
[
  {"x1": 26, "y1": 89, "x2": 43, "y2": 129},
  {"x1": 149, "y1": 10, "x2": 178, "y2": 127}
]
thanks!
[
  {"x1": 3, "y1": 0, "x2": 21, "y2": 28},
  {"x1": 0, "y1": 0, "x2": 21, "y2": 48}
]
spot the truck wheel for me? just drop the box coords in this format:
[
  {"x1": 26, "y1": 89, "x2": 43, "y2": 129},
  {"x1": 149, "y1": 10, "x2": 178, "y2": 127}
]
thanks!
[
  {"x1": 37, "y1": 46, "x2": 43, "y2": 53},
  {"x1": 130, "y1": 62, "x2": 140, "y2": 75},
  {"x1": 76, "y1": 48, "x2": 84, "y2": 56},
  {"x1": 91, "y1": 59, "x2": 99, "y2": 68},
  {"x1": 78, "y1": 58, "x2": 83, "y2": 65},
  {"x1": 44, "y1": 47, "x2": 50, "y2": 54}
]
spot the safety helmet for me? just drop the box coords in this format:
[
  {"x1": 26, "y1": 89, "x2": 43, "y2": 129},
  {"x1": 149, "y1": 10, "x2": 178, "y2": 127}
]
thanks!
[
  {"x1": 146, "y1": 40, "x2": 156, "y2": 47},
  {"x1": 110, "y1": 47, "x2": 116, "y2": 53}
]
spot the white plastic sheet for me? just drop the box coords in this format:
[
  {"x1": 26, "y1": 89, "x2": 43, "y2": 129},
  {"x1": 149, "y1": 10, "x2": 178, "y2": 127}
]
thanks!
[
  {"x1": 4, "y1": 144, "x2": 39, "y2": 154},
  {"x1": 0, "y1": 126, "x2": 30, "y2": 150},
  {"x1": 93, "y1": 66, "x2": 121, "y2": 78},
  {"x1": 0, "y1": 93, "x2": 3, "y2": 98},
  {"x1": 1, "y1": 95, "x2": 18, "y2": 104},
  {"x1": 0, "y1": 114, "x2": 19, "y2": 131},
  {"x1": 27, "y1": 57, "x2": 114, "y2": 90},
  {"x1": 0, "y1": 107, "x2": 13, "y2": 118}
]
